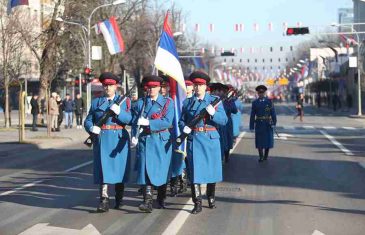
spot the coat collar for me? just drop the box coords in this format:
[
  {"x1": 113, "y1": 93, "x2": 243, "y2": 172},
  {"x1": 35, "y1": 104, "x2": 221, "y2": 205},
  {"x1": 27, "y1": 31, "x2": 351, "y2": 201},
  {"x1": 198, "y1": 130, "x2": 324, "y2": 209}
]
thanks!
[{"x1": 148, "y1": 94, "x2": 164, "y2": 106}]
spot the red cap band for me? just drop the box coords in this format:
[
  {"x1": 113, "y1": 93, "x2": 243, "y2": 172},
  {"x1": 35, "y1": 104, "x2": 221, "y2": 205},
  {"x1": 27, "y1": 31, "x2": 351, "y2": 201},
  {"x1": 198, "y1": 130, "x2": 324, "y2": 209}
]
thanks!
[
  {"x1": 102, "y1": 78, "x2": 117, "y2": 85},
  {"x1": 185, "y1": 80, "x2": 193, "y2": 86},
  {"x1": 145, "y1": 81, "x2": 161, "y2": 87},
  {"x1": 192, "y1": 78, "x2": 207, "y2": 85}
]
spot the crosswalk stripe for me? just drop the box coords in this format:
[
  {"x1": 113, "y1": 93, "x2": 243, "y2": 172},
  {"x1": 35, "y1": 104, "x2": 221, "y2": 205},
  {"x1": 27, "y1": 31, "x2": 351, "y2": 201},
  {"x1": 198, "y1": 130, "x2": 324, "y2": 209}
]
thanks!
[
  {"x1": 283, "y1": 126, "x2": 295, "y2": 130},
  {"x1": 303, "y1": 126, "x2": 315, "y2": 129},
  {"x1": 343, "y1": 127, "x2": 356, "y2": 130},
  {"x1": 323, "y1": 126, "x2": 336, "y2": 130}
]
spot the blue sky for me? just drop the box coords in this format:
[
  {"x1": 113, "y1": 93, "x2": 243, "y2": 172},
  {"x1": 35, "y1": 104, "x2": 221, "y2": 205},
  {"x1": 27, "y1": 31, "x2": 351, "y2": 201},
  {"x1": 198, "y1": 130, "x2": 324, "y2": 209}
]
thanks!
[{"x1": 172, "y1": 0, "x2": 353, "y2": 49}]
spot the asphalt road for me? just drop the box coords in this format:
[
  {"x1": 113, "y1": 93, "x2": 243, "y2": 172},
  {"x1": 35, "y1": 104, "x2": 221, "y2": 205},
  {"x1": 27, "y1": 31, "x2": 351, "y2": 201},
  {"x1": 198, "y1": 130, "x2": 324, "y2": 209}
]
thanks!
[{"x1": 0, "y1": 103, "x2": 364, "y2": 235}]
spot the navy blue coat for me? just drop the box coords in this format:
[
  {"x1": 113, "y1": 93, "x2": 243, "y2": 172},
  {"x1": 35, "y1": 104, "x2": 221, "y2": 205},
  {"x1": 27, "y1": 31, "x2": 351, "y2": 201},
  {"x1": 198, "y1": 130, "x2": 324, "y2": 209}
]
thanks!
[
  {"x1": 84, "y1": 95, "x2": 132, "y2": 184},
  {"x1": 179, "y1": 93, "x2": 228, "y2": 184},
  {"x1": 249, "y1": 97, "x2": 277, "y2": 149},
  {"x1": 132, "y1": 94, "x2": 174, "y2": 186}
]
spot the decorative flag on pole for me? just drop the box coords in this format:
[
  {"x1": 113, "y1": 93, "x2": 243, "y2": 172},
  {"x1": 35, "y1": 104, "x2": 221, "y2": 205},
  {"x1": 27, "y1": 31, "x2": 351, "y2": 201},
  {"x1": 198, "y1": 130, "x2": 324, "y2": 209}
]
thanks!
[
  {"x1": 240, "y1": 47, "x2": 244, "y2": 54},
  {"x1": 221, "y1": 47, "x2": 225, "y2": 53},
  {"x1": 7, "y1": 0, "x2": 29, "y2": 14},
  {"x1": 231, "y1": 48, "x2": 235, "y2": 53},
  {"x1": 234, "y1": 24, "x2": 239, "y2": 32},
  {"x1": 239, "y1": 23, "x2": 244, "y2": 32},
  {"x1": 253, "y1": 23, "x2": 259, "y2": 32},
  {"x1": 180, "y1": 23, "x2": 186, "y2": 32},
  {"x1": 211, "y1": 46, "x2": 215, "y2": 54},
  {"x1": 268, "y1": 22, "x2": 273, "y2": 31},
  {"x1": 209, "y1": 23, "x2": 214, "y2": 32},
  {"x1": 201, "y1": 48, "x2": 205, "y2": 54},
  {"x1": 283, "y1": 22, "x2": 288, "y2": 32},
  {"x1": 96, "y1": 16, "x2": 125, "y2": 55},
  {"x1": 195, "y1": 23, "x2": 200, "y2": 32}
]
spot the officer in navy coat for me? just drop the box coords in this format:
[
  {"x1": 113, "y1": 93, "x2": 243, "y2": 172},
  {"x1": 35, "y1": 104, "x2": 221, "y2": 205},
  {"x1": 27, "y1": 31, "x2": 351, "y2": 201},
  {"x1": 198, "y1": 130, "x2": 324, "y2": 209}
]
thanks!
[
  {"x1": 179, "y1": 71, "x2": 228, "y2": 214},
  {"x1": 249, "y1": 85, "x2": 277, "y2": 162},
  {"x1": 131, "y1": 75, "x2": 175, "y2": 212},
  {"x1": 84, "y1": 72, "x2": 132, "y2": 212}
]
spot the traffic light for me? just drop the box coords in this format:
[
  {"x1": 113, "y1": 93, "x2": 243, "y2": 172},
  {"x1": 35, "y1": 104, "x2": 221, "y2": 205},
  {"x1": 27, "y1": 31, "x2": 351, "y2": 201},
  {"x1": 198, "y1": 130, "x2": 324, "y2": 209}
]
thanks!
[
  {"x1": 84, "y1": 67, "x2": 93, "y2": 81},
  {"x1": 286, "y1": 27, "x2": 310, "y2": 36},
  {"x1": 221, "y1": 51, "x2": 235, "y2": 56}
]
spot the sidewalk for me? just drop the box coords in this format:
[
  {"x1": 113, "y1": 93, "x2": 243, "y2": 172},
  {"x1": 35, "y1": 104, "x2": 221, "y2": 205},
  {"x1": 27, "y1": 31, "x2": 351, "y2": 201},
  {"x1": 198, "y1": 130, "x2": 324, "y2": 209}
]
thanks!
[{"x1": 0, "y1": 111, "x2": 88, "y2": 152}]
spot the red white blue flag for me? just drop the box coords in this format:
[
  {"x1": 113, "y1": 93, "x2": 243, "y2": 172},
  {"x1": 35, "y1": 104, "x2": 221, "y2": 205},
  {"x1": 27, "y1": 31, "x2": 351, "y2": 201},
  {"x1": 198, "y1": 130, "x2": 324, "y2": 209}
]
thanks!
[
  {"x1": 96, "y1": 17, "x2": 125, "y2": 55},
  {"x1": 7, "y1": 0, "x2": 28, "y2": 14}
]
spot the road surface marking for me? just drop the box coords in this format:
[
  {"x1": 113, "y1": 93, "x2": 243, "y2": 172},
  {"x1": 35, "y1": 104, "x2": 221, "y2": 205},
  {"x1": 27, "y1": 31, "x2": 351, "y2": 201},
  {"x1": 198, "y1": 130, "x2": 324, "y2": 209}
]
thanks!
[
  {"x1": 312, "y1": 230, "x2": 326, "y2": 235},
  {"x1": 359, "y1": 162, "x2": 365, "y2": 170},
  {"x1": 18, "y1": 223, "x2": 100, "y2": 235},
  {"x1": 343, "y1": 127, "x2": 356, "y2": 130},
  {"x1": 303, "y1": 126, "x2": 315, "y2": 129},
  {"x1": 0, "y1": 161, "x2": 93, "y2": 197},
  {"x1": 323, "y1": 126, "x2": 336, "y2": 130},
  {"x1": 163, "y1": 131, "x2": 246, "y2": 235},
  {"x1": 320, "y1": 130, "x2": 354, "y2": 156},
  {"x1": 283, "y1": 126, "x2": 295, "y2": 130}
]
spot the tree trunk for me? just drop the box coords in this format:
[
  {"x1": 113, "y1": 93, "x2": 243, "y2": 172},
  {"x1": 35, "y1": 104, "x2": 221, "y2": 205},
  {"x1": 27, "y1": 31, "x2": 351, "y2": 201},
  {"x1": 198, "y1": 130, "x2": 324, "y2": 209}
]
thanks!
[{"x1": 4, "y1": 83, "x2": 9, "y2": 128}]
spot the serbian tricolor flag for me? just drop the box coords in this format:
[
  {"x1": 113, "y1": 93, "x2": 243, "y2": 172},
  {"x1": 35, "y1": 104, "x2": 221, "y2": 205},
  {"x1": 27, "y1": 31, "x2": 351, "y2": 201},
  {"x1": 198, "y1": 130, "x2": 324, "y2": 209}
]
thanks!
[
  {"x1": 7, "y1": 0, "x2": 28, "y2": 14},
  {"x1": 96, "y1": 16, "x2": 125, "y2": 55},
  {"x1": 155, "y1": 11, "x2": 186, "y2": 156}
]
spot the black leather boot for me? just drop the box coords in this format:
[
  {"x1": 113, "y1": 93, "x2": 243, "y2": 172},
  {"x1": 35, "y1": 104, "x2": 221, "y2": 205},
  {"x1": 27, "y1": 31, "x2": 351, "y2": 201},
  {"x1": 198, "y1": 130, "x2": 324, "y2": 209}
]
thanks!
[
  {"x1": 170, "y1": 177, "x2": 178, "y2": 197},
  {"x1": 207, "y1": 183, "x2": 216, "y2": 209},
  {"x1": 191, "y1": 184, "x2": 202, "y2": 214},
  {"x1": 139, "y1": 185, "x2": 153, "y2": 213},
  {"x1": 97, "y1": 184, "x2": 109, "y2": 213},
  {"x1": 264, "y1": 148, "x2": 269, "y2": 160},
  {"x1": 114, "y1": 183, "x2": 124, "y2": 209},
  {"x1": 178, "y1": 175, "x2": 187, "y2": 193},
  {"x1": 258, "y1": 149, "x2": 264, "y2": 162},
  {"x1": 157, "y1": 184, "x2": 167, "y2": 209}
]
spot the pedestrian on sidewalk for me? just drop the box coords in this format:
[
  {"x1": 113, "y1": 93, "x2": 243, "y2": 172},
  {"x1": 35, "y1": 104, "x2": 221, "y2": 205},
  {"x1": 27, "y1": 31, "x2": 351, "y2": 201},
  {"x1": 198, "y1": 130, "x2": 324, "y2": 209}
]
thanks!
[
  {"x1": 74, "y1": 93, "x2": 85, "y2": 129},
  {"x1": 346, "y1": 93, "x2": 353, "y2": 112},
  {"x1": 63, "y1": 94, "x2": 74, "y2": 129},
  {"x1": 250, "y1": 85, "x2": 277, "y2": 162},
  {"x1": 49, "y1": 92, "x2": 59, "y2": 132},
  {"x1": 84, "y1": 72, "x2": 132, "y2": 213},
  {"x1": 294, "y1": 93, "x2": 304, "y2": 122},
  {"x1": 56, "y1": 95, "x2": 63, "y2": 132},
  {"x1": 332, "y1": 93, "x2": 338, "y2": 112},
  {"x1": 30, "y1": 94, "x2": 39, "y2": 131}
]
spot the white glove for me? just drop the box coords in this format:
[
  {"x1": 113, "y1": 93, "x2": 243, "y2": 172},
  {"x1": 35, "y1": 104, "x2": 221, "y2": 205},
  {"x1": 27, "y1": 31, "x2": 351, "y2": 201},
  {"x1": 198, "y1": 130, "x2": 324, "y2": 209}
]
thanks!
[
  {"x1": 110, "y1": 104, "x2": 121, "y2": 115},
  {"x1": 90, "y1": 126, "x2": 101, "y2": 135},
  {"x1": 183, "y1": 126, "x2": 192, "y2": 134},
  {"x1": 137, "y1": 117, "x2": 149, "y2": 126},
  {"x1": 205, "y1": 104, "x2": 216, "y2": 116},
  {"x1": 131, "y1": 137, "x2": 138, "y2": 147}
]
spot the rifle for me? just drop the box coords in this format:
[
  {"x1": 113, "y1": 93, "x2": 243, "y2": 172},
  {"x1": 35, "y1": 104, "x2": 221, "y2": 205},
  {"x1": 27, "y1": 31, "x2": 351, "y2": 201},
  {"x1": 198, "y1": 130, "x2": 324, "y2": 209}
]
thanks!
[
  {"x1": 131, "y1": 90, "x2": 149, "y2": 146},
  {"x1": 84, "y1": 84, "x2": 136, "y2": 148},
  {"x1": 175, "y1": 89, "x2": 234, "y2": 147}
]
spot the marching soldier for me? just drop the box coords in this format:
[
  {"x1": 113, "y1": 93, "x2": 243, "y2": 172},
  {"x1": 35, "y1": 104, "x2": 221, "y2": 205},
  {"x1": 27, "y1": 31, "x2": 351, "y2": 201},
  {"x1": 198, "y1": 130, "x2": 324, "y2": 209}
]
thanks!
[
  {"x1": 249, "y1": 85, "x2": 277, "y2": 162},
  {"x1": 232, "y1": 90, "x2": 244, "y2": 141},
  {"x1": 131, "y1": 75, "x2": 174, "y2": 212},
  {"x1": 185, "y1": 77, "x2": 194, "y2": 98},
  {"x1": 179, "y1": 71, "x2": 228, "y2": 214},
  {"x1": 84, "y1": 72, "x2": 132, "y2": 212}
]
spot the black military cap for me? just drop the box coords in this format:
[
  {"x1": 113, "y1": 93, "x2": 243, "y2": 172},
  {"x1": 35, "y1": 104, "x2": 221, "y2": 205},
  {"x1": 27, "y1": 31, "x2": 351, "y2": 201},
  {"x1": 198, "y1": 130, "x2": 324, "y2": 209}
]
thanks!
[
  {"x1": 189, "y1": 71, "x2": 210, "y2": 85},
  {"x1": 142, "y1": 75, "x2": 163, "y2": 88},
  {"x1": 159, "y1": 74, "x2": 170, "y2": 87},
  {"x1": 256, "y1": 85, "x2": 267, "y2": 92},
  {"x1": 99, "y1": 72, "x2": 120, "y2": 85}
]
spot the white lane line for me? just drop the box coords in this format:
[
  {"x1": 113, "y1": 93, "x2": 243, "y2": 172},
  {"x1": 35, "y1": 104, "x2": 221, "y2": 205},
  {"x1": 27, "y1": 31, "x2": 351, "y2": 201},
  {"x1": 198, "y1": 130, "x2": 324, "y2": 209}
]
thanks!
[
  {"x1": 303, "y1": 126, "x2": 315, "y2": 129},
  {"x1": 0, "y1": 161, "x2": 93, "y2": 197},
  {"x1": 359, "y1": 162, "x2": 365, "y2": 170},
  {"x1": 312, "y1": 230, "x2": 326, "y2": 235},
  {"x1": 323, "y1": 126, "x2": 336, "y2": 130},
  {"x1": 163, "y1": 132, "x2": 246, "y2": 235},
  {"x1": 343, "y1": 127, "x2": 356, "y2": 130},
  {"x1": 320, "y1": 130, "x2": 354, "y2": 156},
  {"x1": 283, "y1": 126, "x2": 295, "y2": 130}
]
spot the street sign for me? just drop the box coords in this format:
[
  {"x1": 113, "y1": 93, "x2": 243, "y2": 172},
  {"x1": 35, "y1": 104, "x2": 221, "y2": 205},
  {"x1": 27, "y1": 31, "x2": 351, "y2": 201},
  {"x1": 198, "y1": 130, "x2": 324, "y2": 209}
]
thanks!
[{"x1": 349, "y1": 56, "x2": 357, "y2": 68}]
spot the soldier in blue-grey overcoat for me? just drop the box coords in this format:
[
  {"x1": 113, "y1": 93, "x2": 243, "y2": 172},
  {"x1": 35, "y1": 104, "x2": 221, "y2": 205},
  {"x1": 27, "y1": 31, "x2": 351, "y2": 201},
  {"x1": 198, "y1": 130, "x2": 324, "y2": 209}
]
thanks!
[
  {"x1": 232, "y1": 93, "x2": 244, "y2": 139},
  {"x1": 179, "y1": 71, "x2": 228, "y2": 214},
  {"x1": 84, "y1": 72, "x2": 132, "y2": 213},
  {"x1": 131, "y1": 75, "x2": 175, "y2": 213},
  {"x1": 249, "y1": 85, "x2": 277, "y2": 162}
]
